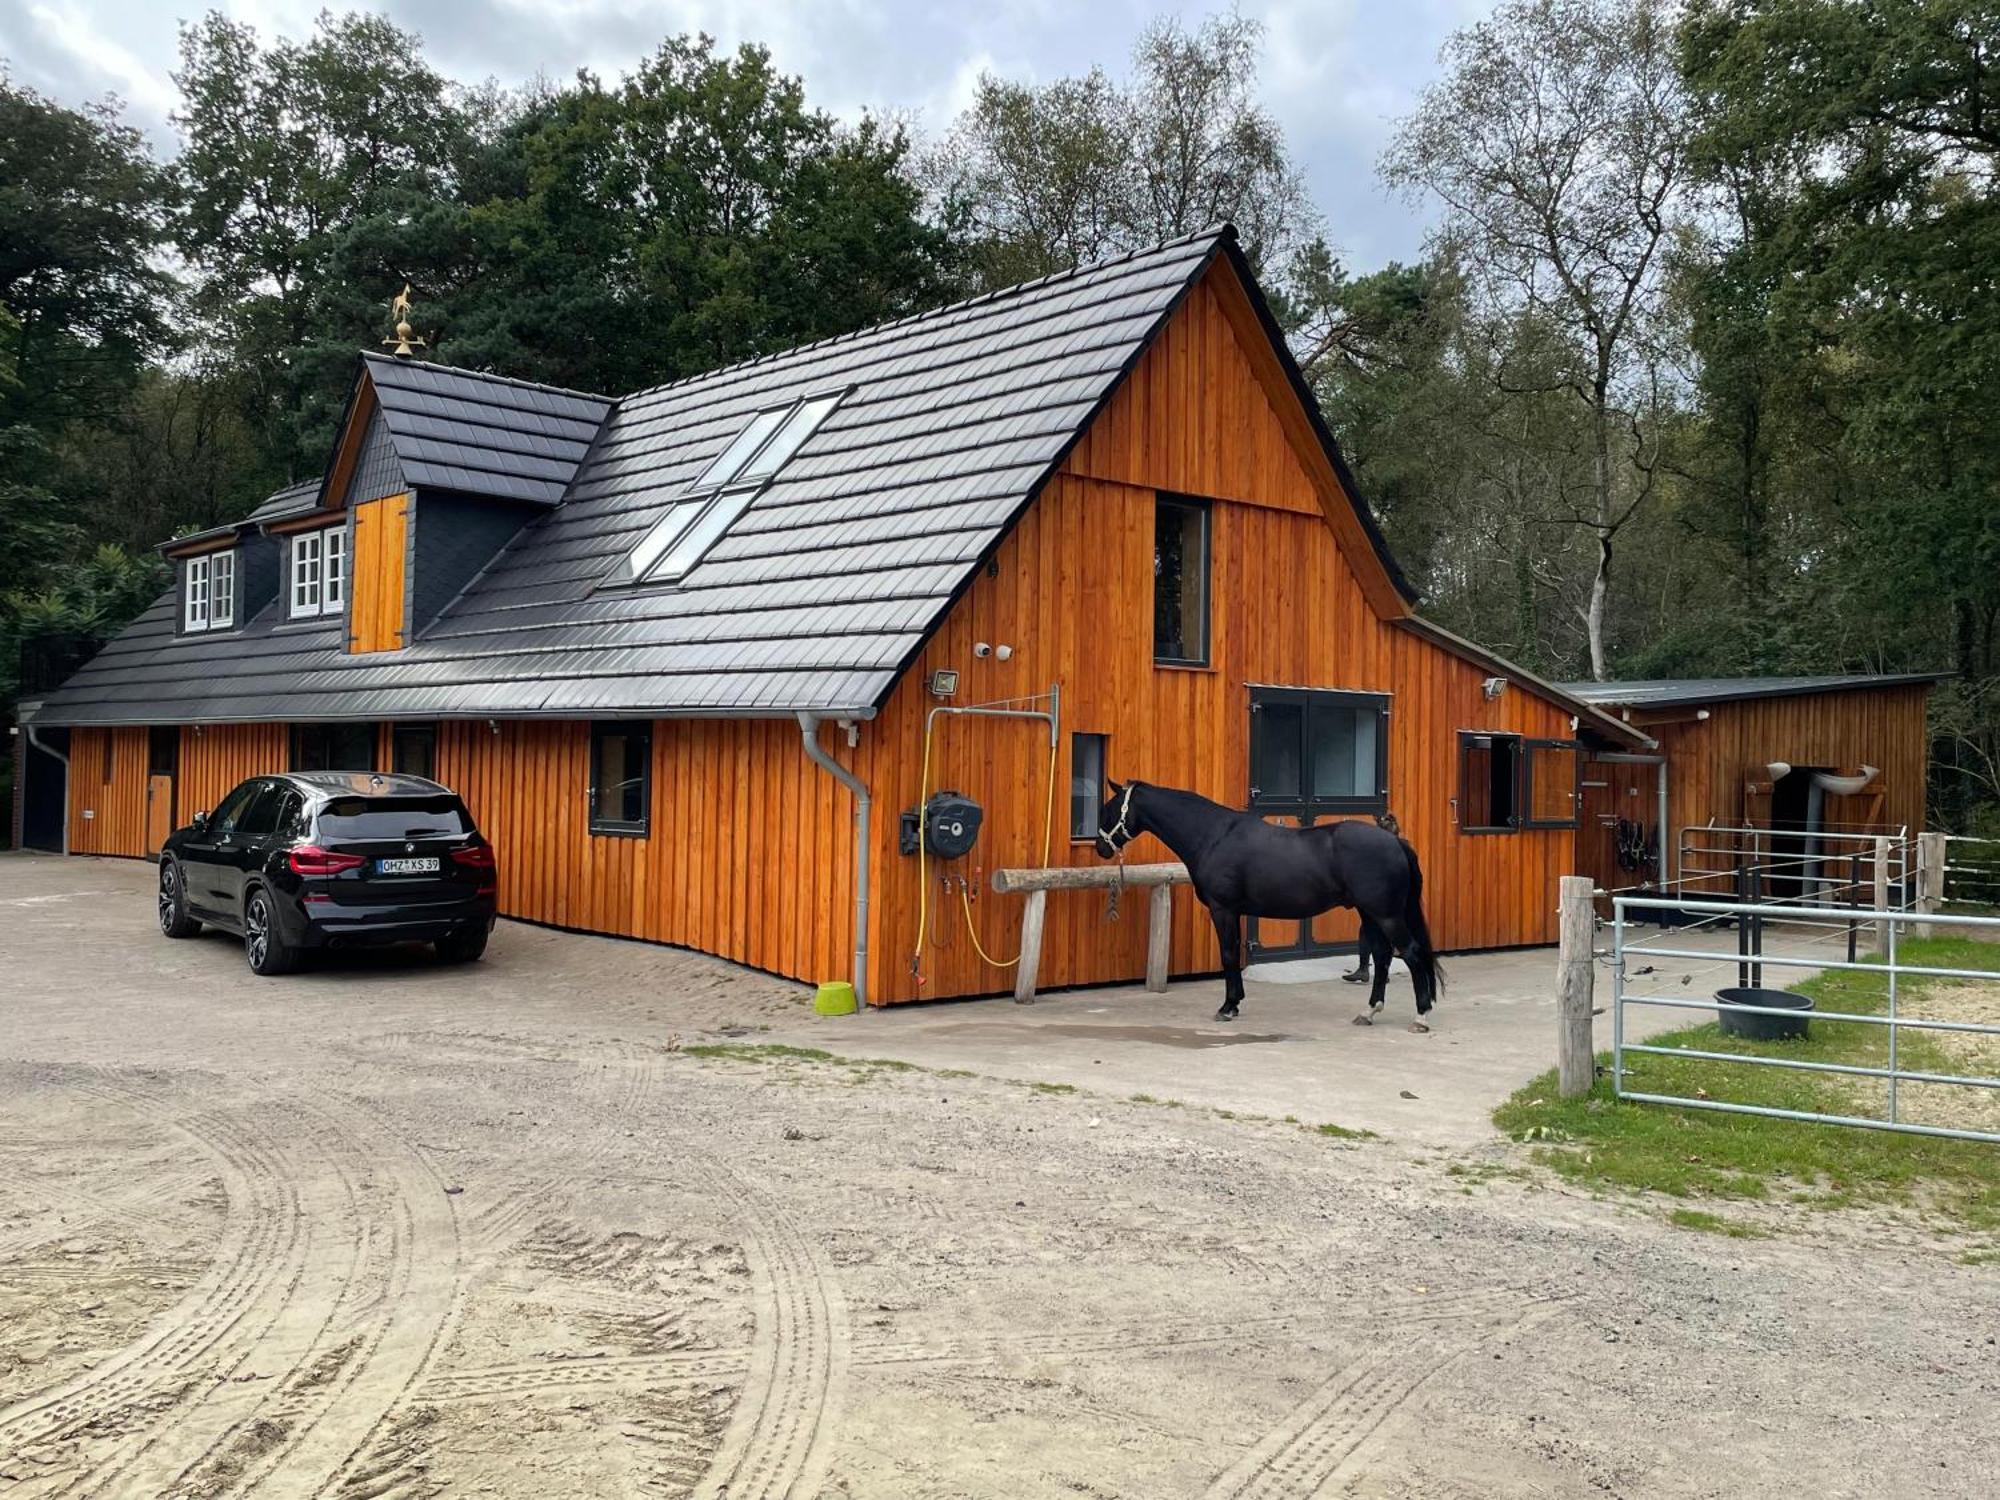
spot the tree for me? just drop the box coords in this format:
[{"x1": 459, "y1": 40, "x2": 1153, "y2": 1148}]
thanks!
[
  {"x1": 929, "y1": 11, "x2": 1334, "y2": 349},
  {"x1": 1384, "y1": 0, "x2": 1692, "y2": 678},
  {"x1": 1681, "y1": 0, "x2": 2000, "y2": 828},
  {"x1": 171, "y1": 9, "x2": 469, "y2": 472}
]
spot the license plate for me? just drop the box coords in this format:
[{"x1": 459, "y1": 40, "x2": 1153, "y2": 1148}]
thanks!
[{"x1": 376, "y1": 857, "x2": 439, "y2": 875}]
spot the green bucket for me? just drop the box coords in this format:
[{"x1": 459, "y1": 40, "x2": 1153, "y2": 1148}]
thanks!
[{"x1": 813, "y1": 980, "x2": 858, "y2": 1016}]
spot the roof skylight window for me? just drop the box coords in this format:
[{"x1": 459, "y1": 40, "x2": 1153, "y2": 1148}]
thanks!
[{"x1": 608, "y1": 388, "x2": 847, "y2": 588}]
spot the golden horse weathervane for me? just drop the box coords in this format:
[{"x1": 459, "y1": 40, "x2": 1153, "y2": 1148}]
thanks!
[{"x1": 383, "y1": 282, "x2": 427, "y2": 358}]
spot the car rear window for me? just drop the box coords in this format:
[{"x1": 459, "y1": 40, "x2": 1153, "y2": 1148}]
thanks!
[{"x1": 315, "y1": 795, "x2": 471, "y2": 841}]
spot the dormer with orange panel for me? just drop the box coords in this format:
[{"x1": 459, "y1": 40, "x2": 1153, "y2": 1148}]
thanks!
[{"x1": 311, "y1": 343, "x2": 615, "y2": 656}]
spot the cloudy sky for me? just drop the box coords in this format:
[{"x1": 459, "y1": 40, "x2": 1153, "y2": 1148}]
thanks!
[{"x1": 0, "y1": 0, "x2": 1485, "y2": 270}]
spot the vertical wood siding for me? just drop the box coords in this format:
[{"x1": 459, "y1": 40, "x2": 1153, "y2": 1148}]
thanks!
[
  {"x1": 66, "y1": 727, "x2": 150, "y2": 856},
  {"x1": 855, "y1": 267, "x2": 1579, "y2": 1002},
  {"x1": 432, "y1": 719, "x2": 854, "y2": 986},
  {"x1": 1576, "y1": 687, "x2": 1930, "y2": 896},
  {"x1": 349, "y1": 493, "x2": 410, "y2": 652},
  {"x1": 180, "y1": 723, "x2": 288, "y2": 818}
]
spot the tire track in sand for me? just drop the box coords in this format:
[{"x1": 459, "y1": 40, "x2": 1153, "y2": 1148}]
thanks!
[
  {"x1": 1202, "y1": 1295, "x2": 1558, "y2": 1499},
  {"x1": 599, "y1": 1041, "x2": 849, "y2": 1500}
]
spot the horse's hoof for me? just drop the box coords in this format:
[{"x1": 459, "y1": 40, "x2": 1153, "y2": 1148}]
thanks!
[
  {"x1": 1215, "y1": 1005, "x2": 1239, "y2": 1022},
  {"x1": 1408, "y1": 1021, "x2": 1431, "y2": 1034},
  {"x1": 1351, "y1": 1012, "x2": 1374, "y2": 1027}
]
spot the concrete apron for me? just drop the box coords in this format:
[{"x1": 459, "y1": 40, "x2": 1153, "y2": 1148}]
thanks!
[{"x1": 771, "y1": 927, "x2": 1807, "y2": 1148}]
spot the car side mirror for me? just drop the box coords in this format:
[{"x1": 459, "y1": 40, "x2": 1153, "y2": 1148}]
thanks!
[{"x1": 192, "y1": 811, "x2": 209, "y2": 831}]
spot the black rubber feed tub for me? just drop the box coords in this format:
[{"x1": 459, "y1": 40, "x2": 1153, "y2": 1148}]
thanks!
[{"x1": 1715, "y1": 987, "x2": 1814, "y2": 1042}]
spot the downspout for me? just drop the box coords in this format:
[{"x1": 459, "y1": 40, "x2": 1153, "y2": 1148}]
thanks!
[
  {"x1": 24, "y1": 722, "x2": 71, "y2": 856},
  {"x1": 798, "y1": 712, "x2": 869, "y2": 1009}
]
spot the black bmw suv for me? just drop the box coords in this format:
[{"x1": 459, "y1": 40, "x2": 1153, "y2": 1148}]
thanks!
[{"x1": 157, "y1": 772, "x2": 498, "y2": 975}]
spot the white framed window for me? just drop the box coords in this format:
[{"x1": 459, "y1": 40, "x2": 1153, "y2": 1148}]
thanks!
[
  {"x1": 290, "y1": 526, "x2": 347, "y2": 618},
  {"x1": 184, "y1": 555, "x2": 211, "y2": 631},
  {"x1": 182, "y1": 548, "x2": 236, "y2": 632},
  {"x1": 291, "y1": 530, "x2": 322, "y2": 617},
  {"x1": 210, "y1": 549, "x2": 235, "y2": 628},
  {"x1": 324, "y1": 526, "x2": 347, "y2": 610}
]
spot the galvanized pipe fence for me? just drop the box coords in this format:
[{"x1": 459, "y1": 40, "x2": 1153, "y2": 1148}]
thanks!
[{"x1": 1608, "y1": 894, "x2": 2000, "y2": 1145}]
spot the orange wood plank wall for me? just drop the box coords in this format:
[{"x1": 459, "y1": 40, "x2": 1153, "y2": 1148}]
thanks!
[
  {"x1": 433, "y1": 719, "x2": 855, "y2": 986},
  {"x1": 853, "y1": 264, "x2": 1581, "y2": 1003},
  {"x1": 180, "y1": 723, "x2": 288, "y2": 820},
  {"x1": 348, "y1": 493, "x2": 410, "y2": 653},
  {"x1": 66, "y1": 727, "x2": 150, "y2": 856},
  {"x1": 1650, "y1": 685, "x2": 1929, "y2": 880}
]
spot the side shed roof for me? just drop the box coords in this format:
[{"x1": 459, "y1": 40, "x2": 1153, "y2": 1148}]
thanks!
[{"x1": 1561, "y1": 674, "x2": 1949, "y2": 710}]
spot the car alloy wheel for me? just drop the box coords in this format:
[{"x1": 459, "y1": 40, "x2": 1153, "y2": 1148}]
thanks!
[
  {"x1": 158, "y1": 863, "x2": 180, "y2": 933},
  {"x1": 246, "y1": 893, "x2": 271, "y2": 970}
]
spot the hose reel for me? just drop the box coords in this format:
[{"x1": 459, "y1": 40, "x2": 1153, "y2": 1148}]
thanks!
[{"x1": 899, "y1": 789, "x2": 984, "y2": 860}]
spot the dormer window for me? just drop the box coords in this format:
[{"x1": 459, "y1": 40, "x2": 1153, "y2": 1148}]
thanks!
[
  {"x1": 290, "y1": 526, "x2": 348, "y2": 619},
  {"x1": 610, "y1": 390, "x2": 845, "y2": 588},
  {"x1": 183, "y1": 550, "x2": 236, "y2": 632}
]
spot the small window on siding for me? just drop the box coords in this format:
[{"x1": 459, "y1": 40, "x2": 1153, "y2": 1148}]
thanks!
[
  {"x1": 391, "y1": 723, "x2": 437, "y2": 781},
  {"x1": 589, "y1": 721, "x2": 651, "y2": 836},
  {"x1": 1069, "y1": 733, "x2": 1108, "y2": 839},
  {"x1": 1154, "y1": 496, "x2": 1210, "y2": 665},
  {"x1": 1460, "y1": 733, "x2": 1523, "y2": 832},
  {"x1": 184, "y1": 555, "x2": 210, "y2": 631},
  {"x1": 290, "y1": 723, "x2": 376, "y2": 772},
  {"x1": 1523, "y1": 739, "x2": 1581, "y2": 828}
]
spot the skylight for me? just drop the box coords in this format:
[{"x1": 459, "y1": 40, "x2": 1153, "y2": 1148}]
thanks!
[{"x1": 609, "y1": 389, "x2": 846, "y2": 588}]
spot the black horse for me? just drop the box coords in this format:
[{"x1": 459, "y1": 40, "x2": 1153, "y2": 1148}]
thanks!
[{"x1": 1094, "y1": 780, "x2": 1443, "y2": 1028}]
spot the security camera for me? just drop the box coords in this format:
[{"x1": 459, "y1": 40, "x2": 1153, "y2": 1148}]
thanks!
[
  {"x1": 995, "y1": 644, "x2": 1013, "y2": 661},
  {"x1": 973, "y1": 642, "x2": 992, "y2": 658}
]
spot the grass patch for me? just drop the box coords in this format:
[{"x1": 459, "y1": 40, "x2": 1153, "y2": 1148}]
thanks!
[
  {"x1": 685, "y1": 1042, "x2": 917, "y2": 1074},
  {"x1": 1495, "y1": 937, "x2": 2000, "y2": 1235},
  {"x1": 1667, "y1": 1207, "x2": 1769, "y2": 1239},
  {"x1": 1314, "y1": 1121, "x2": 1378, "y2": 1141}
]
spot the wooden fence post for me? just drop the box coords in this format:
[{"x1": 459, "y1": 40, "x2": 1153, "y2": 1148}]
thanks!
[
  {"x1": 1558, "y1": 875, "x2": 1597, "y2": 1099},
  {"x1": 1873, "y1": 835, "x2": 1892, "y2": 948},
  {"x1": 1917, "y1": 830, "x2": 1947, "y2": 939},
  {"x1": 1013, "y1": 890, "x2": 1047, "y2": 1005},
  {"x1": 1145, "y1": 884, "x2": 1174, "y2": 993}
]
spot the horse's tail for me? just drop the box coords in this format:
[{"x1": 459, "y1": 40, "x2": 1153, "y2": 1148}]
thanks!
[{"x1": 1400, "y1": 837, "x2": 1444, "y2": 1011}]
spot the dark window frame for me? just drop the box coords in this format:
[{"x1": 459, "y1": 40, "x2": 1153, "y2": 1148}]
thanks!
[
  {"x1": 1521, "y1": 737, "x2": 1583, "y2": 829},
  {"x1": 1458, "y1": 731, "x2": 1524, "y2": 834},
  {"x1": 1247, "y1": 687, "x2": 1390, "y2": 818},
  {"x1": 391, "y1": 723, "x2": 438, "y2": 781},
  {"x1": 289, "y1": 723, "x2": 378, "y2": 774},
  {"x1": 1069, "y1": 732, "x2": 1109, "y2": 841},
  {"x1": 1152, "y1": 494, "x2": 1212, "y2": 667},
  {"x1": 588, "y1": 720, "x2": 652, "y2": 837}
]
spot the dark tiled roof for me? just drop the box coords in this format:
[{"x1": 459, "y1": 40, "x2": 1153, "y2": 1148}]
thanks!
[
  {"x1": 354, "y1": 352, "x2": 613, "y2": 507},
  {"x1": 1560, "y1": 674, "x2": 1950, "y2": 708},
  {"x1": 247, "y1": 479, "x2": 322, "y2": 525},
  {"x1": 32, "y1": 227, "x2": 1411, "y2": 726}
]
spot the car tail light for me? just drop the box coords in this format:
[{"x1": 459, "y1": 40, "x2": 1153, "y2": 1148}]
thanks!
[
  {"x1": 451, "y1": 841, "x2": 496, "y2": 871},
  {"x1": 289, "y1": 845, "x2": 366, "y2": 876}
]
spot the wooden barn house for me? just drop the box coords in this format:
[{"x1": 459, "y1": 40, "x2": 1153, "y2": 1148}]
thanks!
[
  {"x1": 23, "y1": 223, "x2": 1912, "y2": 1006},
  {"x1": 1562, "y1": 674, "x2": 1944, "y2": 901}
]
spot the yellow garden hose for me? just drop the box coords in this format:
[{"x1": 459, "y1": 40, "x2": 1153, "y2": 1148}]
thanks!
[{"x1": 911, "y1": 700, "x2": 1060, "y2": 979}]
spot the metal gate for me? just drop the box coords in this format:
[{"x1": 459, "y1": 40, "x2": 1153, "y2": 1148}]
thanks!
[{"x1": 1610, "y1": 895, "x2": 2000, "y2": 1144}]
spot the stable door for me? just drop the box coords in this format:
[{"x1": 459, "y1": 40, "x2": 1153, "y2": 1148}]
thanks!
[{"x1": 1244, "y1": 687, "x2": 1390, "y2": 961}]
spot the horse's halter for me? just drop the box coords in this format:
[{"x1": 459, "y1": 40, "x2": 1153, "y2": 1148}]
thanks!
[{"x1": 1101, "y1": 783, "x2": 1138, "y2": 853}]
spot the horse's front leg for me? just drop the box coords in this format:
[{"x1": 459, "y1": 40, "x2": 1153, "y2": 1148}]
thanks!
[{"x1": 1207, "y1": 903, "x2": 1244, "y2": 1021}]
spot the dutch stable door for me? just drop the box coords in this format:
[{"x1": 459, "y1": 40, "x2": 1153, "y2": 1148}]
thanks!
[
  {"x1": 1245, "y1": 686, "x2": 1390, "y2": 960},
  {"x1": 145, "y1": 725, "x2": 178, "y2": 857}
]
